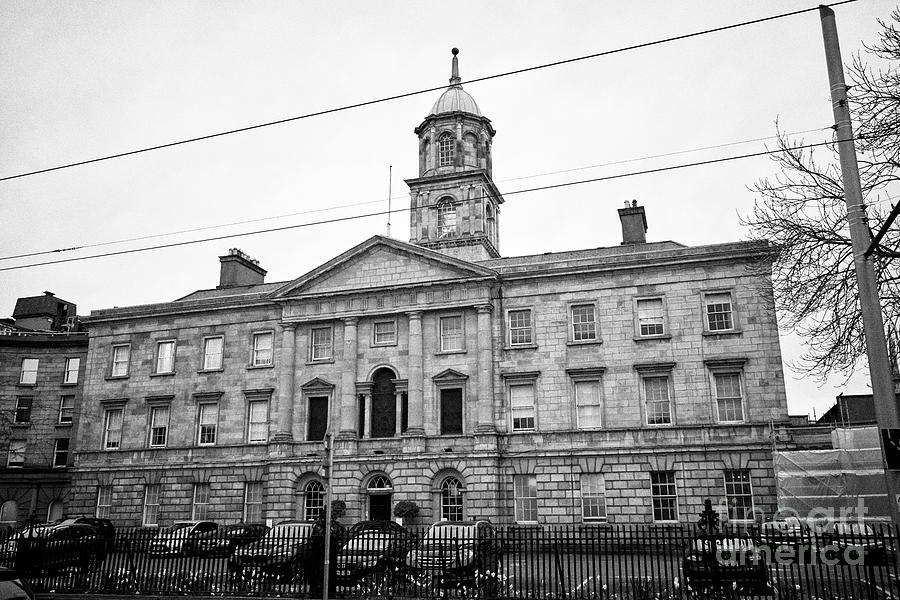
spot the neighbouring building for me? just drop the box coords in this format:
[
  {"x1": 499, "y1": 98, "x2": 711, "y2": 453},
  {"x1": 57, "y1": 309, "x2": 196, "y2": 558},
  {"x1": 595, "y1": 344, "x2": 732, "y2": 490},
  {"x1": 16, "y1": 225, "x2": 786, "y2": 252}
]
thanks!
[
  {"x1": 0, "y1": 292, "x2": 86, "y2": 529},
  {"x1": 68, "y1": 50, "x2": 790, "y2": 527}
]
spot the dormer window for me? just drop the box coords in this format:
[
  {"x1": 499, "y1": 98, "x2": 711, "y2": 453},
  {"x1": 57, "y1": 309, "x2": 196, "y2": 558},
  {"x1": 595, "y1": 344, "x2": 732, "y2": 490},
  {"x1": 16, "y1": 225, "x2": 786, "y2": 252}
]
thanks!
[
  {"x1": 437, "y1": 200, "x2": 457, "y2": 238},
  {"x1": 438, "y1": 133, "x2": 455, "y2": 167}
]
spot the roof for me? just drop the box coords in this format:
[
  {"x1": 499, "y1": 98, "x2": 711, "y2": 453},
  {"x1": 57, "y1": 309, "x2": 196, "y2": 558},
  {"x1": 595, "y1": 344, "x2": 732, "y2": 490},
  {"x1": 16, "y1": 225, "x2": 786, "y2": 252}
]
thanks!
[
  {"x1": 12, "y1": 293, "x2": 73, "y2": 319},
  {"x1": 175, "y1": 281, "x2": 288, "y2": 302},
  {"x1": 429, "y1": 85, "x2": 481, "y2": 117}
]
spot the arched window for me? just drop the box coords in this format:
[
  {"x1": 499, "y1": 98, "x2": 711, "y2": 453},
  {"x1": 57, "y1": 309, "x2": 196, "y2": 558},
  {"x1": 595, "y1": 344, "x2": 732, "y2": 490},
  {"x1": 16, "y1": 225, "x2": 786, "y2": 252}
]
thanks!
[
  {"x1": 46, "y1": 500, "x2": 64, "y2": 522},
  {"x1": 303, "y1": 480, "x2": 325, "y2": 521},
  {"x1": 486, "y1": 202, "x2": 495, "y2": 240},
  {"x1": 438, "y1": 133, "x2": 455, "y2": 167},
  {"x1": 441, "y1": 477, "x2": 464, "y2": 521},
  {"x1": 437, "y1": 200, "x2": 457, "y2": 239},
  {"x1": 464, "y1": 132, "x2": 479, "y2": 167},
  {"x1": 0, "y1": 501, "x2": 17, "y2": 525},
  {"x1": 366, "y1": 475, "x2": 393, "y2": 521}
]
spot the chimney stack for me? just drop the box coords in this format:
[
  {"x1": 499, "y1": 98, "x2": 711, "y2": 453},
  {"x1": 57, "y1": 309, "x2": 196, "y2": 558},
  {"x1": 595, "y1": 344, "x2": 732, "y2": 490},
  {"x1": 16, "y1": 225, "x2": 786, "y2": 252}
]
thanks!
[
  {"x1": 218, "y1": 248, "x2": 267, "y2": 288},
  {"x1": 618, "y1": 200, "x2": 647, "y2": 245}
]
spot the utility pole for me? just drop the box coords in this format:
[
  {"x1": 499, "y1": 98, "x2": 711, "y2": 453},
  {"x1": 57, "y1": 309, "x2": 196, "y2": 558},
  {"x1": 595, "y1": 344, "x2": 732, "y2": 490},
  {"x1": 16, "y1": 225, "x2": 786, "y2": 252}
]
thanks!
[
  {"x1": 820, "y1": 5, "x2": 900, "y2": 525},
  {"x1": 322, "y1": 431, "x2": 335, "y2": 600}
]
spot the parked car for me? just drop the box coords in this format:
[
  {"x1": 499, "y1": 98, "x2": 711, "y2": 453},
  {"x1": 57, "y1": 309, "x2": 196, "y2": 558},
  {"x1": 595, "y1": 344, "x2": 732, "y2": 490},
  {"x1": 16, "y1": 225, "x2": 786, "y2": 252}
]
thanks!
[
  {"x1": 229, "y1": 521, "x2": 316, "y2": 582},
  {"x1": 0, "y1": 522, "x2": 106, "y2": 575},
  {"x1": 821, "y1": 521, "x2": 891, "y2": 565},
  {"x1": 185, "y1": 523, "x2": 268, "y2": 558},
  {"x1": 682, "y1": 535, "x2": 769, "y2": 595},
  {"x1": 148, "y1": 520, "x2": 218, "y2": 557},
  {"x1": 336, "y1": 520, "x2": 409, "y2": 585},
  {"x1": 0, "y1": 567, "x2": 34, "y2": 600},
  {"x1": 55, "y1": 517, "x2": 115, "y2": 560},
  {"x1": 759, "y1": 516, "x2": 810, "y2": 562},
  {"x1": 406, "y1": 521, "x2": 502, "y2": 593}
]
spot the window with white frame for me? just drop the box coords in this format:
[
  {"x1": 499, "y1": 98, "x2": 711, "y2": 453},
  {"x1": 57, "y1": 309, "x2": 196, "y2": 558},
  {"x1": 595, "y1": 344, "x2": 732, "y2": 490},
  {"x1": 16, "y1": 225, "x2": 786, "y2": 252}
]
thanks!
[
  {"x1": 507, "y1": 309, "x2": 533, "y2": 346},
  {"x1": 63, "y1": 357, "x2": 80, "y2": 384},
  {"x1": 724, "y1": 470, "x2": 754, "y2": 521},
  {"x1": 202, "y1": 336, "x2": 224, "y2": 370},
  {"x1": 310, "y1": 326, "x2": 332, "y2": 361},
  {"x1": 303, "y1": 480, "x2": 325, "y2": 521},
  {"x1": 650, "y1": 471, "x2": 678, "y2": 522},
  {"x1": 574, "y1": 379, "x2": 602, "y2": 428},
  {"x1": 7, "y1": 440, "x2": 25, "y2": 468},
  {"x1": 14, "y1": 397, "x2": 32, "y2": 424},
  {"x1": 103, "y1": 407, "x2": 123, "y2": 450},
  {"x1": 438, "y1": 133, "x2": 455, "y2": 167},
  {"x1": 148, "y1": 405, "x2": 169, "y2": 448},
  {"x1": 715, "y1": 373, "x2": 744, "y2": 422},
  {"x1": 95, "y1": 486, "x2": 112, "y2": 519},
  {"x1": 154, "y1": 340, "x2": 175, "y2": 374},
  {"x1": 439, "y1": 315, "x2": 464, "y2": 352},
  {"x1": 636, "y1": 298, "x2": 665, "y2": 337},
  {"x1": 19, "y1": 358, "x2": 38, "y2": 384},
  {"x1": 514, "y1": 474, "x2": 538, "y2": 523},
  {"x1": 247, "y1": 399, "x2": 268, "y2": 443},
  {"x1": 0, "y1": 501, "x2": 18, "y2": 525},
  {"x1": 244, "y1": 481, "x2": 263, "y2": 523},
  {"x1": 643, "y1": 375, "x2": 672, "y2": 425},
  {"x1": 192, "y1": 483, "x2": 210, "y2": 520},
  {"x1": 509, "y1": 382, "x2": 536, "y2": 431},
  {"x1": 373, "y1": 320, "x2": 396, "y2": 345},
  {"x1": 441, "y1": 477, "x2": 464, "y2": 521},
  {"x1": 58, "y1": 396, "x2": 74, "y2": 424},
  {"x1": 581, "y1": 473, "x2": 607, "y2": 522},
  {"x1": 53, "y1": 438, "x2": 69, "y2": 467},
  {"x1": 251, "y1": 331, "x2": 274, "y2": 366},
  {"x1": 47, "y1": 500, "x2": 64, "y2": 522},
  {"x1": 705, "y1": 292, "x2": 735, "y2": 332},
  {"x1": 571, "y1": 304, "x2": 597, "y2": 341},
  {"x1": 111, "y1": 344, "x2": 130, "y2": 377},
  {"x1": 143, "y1": 484, "x2": 160, "y2": 526},
  {"x1": 437, "y1": 200, "x2": 457, "y2": 238},
  {"x1": 198, "y1": 403, "x2": 218, "y2": 446}
]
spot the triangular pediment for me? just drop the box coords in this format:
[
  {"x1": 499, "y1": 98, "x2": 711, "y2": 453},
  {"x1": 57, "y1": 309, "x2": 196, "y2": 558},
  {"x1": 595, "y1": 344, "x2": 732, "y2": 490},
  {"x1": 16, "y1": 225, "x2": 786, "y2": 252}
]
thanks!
[
  {"x1": 300, "y1": 377, "x2": 335, "y2": 391},
  {"x1": 272, "y1": 236, "x2": 497, "y2": 298},
  {"x1": 433, "y1": 368, "x2": 469, "y2": 381}
]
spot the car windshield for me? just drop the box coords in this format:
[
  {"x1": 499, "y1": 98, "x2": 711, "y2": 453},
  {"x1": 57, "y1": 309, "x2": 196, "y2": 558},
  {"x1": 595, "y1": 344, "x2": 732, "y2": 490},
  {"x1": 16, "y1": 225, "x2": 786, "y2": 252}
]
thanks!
[
  {"x1": 0, "y1": 579, "x2": 31, "y2": 600},
  {"x1": 265, "y1": 524, "x2": 311, "y2": 539},
  {"x1": 170, "y1": 523, "x2": 194, "y2": 531},
  {"x1": 425, "y1": 524, "x2": 477, "y2": 541}
]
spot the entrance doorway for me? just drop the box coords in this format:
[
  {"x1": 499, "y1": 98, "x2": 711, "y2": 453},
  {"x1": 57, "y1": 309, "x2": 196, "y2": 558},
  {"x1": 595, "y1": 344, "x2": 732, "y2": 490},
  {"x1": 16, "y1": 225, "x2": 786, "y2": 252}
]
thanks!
[
  {"x1": 371, "y1": 368, "x2": 397, "y2": 438},
  {"x1": 367, "y1": 475, "x2": 393, "y2": 520}
]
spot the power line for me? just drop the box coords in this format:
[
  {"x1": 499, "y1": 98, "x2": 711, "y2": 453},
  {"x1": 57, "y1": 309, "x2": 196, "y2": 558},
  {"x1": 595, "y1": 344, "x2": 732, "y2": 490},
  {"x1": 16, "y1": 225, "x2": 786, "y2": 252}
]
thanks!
[
  {"x1": 0, "y1": 137, "x2": 854, "y2": 273},
  {"x1": 0, "y1": 125, "x2": 832, "y2": 262},
  {"x1": 0, "y1": 0, "x2": 857, "y2": 183}
]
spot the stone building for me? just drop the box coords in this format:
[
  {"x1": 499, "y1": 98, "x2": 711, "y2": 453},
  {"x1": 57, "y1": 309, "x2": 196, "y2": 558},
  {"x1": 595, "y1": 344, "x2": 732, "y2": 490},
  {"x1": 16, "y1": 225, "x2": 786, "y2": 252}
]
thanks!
[
  {"x1": 68, "y1": 50, "x2": 789, "y2": 527},
  {"x1": 0, "y1": 292, "x2": 86, "y2": 529}
]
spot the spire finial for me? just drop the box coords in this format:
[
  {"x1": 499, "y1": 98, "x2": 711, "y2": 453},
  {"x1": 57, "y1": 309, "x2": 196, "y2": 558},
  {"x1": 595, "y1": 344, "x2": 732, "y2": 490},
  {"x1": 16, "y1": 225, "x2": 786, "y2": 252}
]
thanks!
[{"x1": 450, "y1": 47, "x2": 461, "y2": 86}]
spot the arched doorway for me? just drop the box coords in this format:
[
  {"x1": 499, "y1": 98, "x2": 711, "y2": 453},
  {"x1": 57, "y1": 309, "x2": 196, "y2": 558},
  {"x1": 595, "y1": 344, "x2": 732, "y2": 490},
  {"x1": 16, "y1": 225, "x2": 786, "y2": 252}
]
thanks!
[
  {"x1": 367, "y1": 475, "x2": 393, "y2": 521},
  {"x1": 371, "y1": 368, "x2": 396, "y2": 438}
]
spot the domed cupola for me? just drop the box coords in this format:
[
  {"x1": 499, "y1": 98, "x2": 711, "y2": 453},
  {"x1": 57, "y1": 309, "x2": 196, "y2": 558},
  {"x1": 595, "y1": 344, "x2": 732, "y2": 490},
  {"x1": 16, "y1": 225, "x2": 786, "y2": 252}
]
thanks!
[{"x1": 406, "y1": 49, "x2": 505, "y2": 263}]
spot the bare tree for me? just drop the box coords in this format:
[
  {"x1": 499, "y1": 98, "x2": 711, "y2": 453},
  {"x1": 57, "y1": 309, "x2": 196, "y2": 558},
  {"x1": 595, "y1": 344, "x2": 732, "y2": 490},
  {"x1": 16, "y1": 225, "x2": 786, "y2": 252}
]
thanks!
[{"x1": 745, "y1": 9, "x2": 900, "y2": 380}]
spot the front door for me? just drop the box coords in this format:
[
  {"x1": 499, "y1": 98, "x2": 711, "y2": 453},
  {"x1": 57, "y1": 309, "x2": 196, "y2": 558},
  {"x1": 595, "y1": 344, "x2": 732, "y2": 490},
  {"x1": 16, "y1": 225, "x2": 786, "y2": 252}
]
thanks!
[{"x1": 369, "y1": 494, "x2": 391, "y2": 521}]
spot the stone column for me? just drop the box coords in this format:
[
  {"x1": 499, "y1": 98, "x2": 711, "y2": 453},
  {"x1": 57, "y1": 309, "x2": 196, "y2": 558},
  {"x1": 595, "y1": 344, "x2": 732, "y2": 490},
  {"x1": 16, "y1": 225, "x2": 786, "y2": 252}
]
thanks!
[
  {"x1": 338, "y1": 317, "x2": 359, "y2": 438},
  {"x1": 274, "y1": 323, "x2": 297, "y2": 441},
  {"x1": 406, "y1": 311, "x2": 425, "y2": 436},
  {"x1": 476, "y1": 305, "x2": 496, "y2": 433}
]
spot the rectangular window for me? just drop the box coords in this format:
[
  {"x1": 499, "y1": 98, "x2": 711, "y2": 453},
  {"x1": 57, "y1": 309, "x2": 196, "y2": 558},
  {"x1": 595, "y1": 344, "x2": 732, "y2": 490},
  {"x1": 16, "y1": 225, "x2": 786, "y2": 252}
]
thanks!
[
  {"x1": 251, "y1": 331, "x2": 274, "y2": 366},
  {"x1": 644, "y1": 376, "x2": 672, "y2": 425},
  {"x1": 247, "y1": 400, "x2": 268, "y2": 443},
  {"x1": 63, "y1": 357, "x2": 80, "y2": 384},
  {"x1": 202, "y1": 336, "x2": 224, "y2": 370},
  {"x1": 308, "y1": 396, "x2": 329, "y2": 441},
  {"x1": 53, "y1": 438, "x2": 69, "y2": 467},
  {"x1": 19, "y1": 358, "x2": 38, "y2": 385},
  {"x1": 198, "y1": 403, "x2": 218, "y2": 446},
  {"x1": 58, "y1": 396, "x2": 75, "y2": 424},
  {"x1": 581, "y1": 473, "x2": 607, "y2": 522},
  {"x1": 571, "y1": 304, "x2": 597, "y2": 341},
  {"x1": 724, "y1": 470, "x2": 754, "y2": 521},
  {"x1": 705, "y1": 292, "x2": 734, "y2": 332},
  {"x1": 95, "y1": 486, "x2": 112, "y2": 519},
  {"x1": 636, "y1": 298, "x2": 665, "y2": 336},
  {"x1": 440, "y1": 388, "x2": 463, "y2": 435},
  {"x1": 650, "y1": 471, "x2": 678, "y2": 522},
  {"x1": 310, "y1": 327, "x2": 332, "y2": 361},
  {"x1": 155, "y1": 340, "x2": 175, "y2": 374},
  {"x1": 373, "y1": 320, "x2": 396, "y2": 345},
  {"x1": 143, "y1": 484, "x2": 160, "y2": 526},
  {"x1": 104, "y1": 408, "x2": 123, "y2": 450},
  {"x1": 715, "y1": 373, "x2": 744, "y2": 422},
  {"x1": 14, "y1": 397, "x2": 32, "y2": 424},
  {"x1": 514, "y1": 474, "x2": 538, "y2": 523},
  {"x1": 510, "y1": 383, "x2": 536, "y2": 431},
  {"x1": 7, "y1": 440, "x2": 25, "y2": 468},
  {"x1": 149, "y1": 405, "x2": 169, "y2": 448},
  {"x1": 111, "y1": 344, "x2": 130, "y2": 377},
  {"x1": 192, "y1": 483, "x2": 210, "y2": 520},
  {"x1": 439, "y1": 315, "x2": 464, "y2": 351},
  {"x1": 244, "y1": 481, "x2": 263, "y2": 523},
  {"x1": 575, "y1": 380, "x2": 602, "y2": 428},
  {"x1": 507, "y1": 309, "x2": 533, "y2": 346}
]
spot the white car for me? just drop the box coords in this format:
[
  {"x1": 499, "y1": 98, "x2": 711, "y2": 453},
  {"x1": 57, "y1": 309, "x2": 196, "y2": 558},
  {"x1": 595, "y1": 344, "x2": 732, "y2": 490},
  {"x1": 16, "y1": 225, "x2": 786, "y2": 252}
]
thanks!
[{"x1": 148, "y1": 520, "x2": 218, "y2": 556}]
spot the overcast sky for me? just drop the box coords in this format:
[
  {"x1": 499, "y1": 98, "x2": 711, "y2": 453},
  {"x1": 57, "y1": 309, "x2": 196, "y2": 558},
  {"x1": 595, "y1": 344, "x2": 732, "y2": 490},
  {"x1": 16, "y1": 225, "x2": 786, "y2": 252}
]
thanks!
[{"x1": 1, "y1": 1, "x2": 894, "y2": 418}]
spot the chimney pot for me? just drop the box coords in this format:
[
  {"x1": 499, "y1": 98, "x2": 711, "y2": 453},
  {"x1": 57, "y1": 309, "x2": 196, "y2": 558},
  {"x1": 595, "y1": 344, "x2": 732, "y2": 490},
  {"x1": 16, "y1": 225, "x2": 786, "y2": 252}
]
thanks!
[
  {"x1": 618, "y1": 202, "x2": 648, "y2": 245},
  {"x1": 218, "y1": 248, "x2": 267, "y2": 288}
]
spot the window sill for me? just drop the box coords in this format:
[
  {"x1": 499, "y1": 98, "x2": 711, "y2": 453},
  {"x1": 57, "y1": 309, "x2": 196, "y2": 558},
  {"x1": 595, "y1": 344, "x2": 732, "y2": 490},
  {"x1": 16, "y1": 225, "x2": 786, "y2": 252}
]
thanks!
[
  {"x1": 11, "y1": 423, "x2": 30, "y2": 429},
  {"x1": 105, "y1": 375, "x2": 129, "y2": 381},
  {"x1": 566, "y1": 339, "x2": 602, "y2": 347},
  {"x1": 580, "y1": 520, "x2": 610, "y2": 526},
  {"x1": 55, "y1": 423, "x2": 73, "y2": 429},
  {"x1": 149, "y1": 372, "x2": 175, "y2": 378},
  {"x1": 15, "y1": 383, "x2": 36, "y2": 388},
  {"x1": 702, "y1": 329, "x2": 743, "y2": 337},
  {"x1": 198, "y1": 368, "x2": 224, "y2": 374},
  {"x1": 435, "y1": 349, "x2": 467, "y2": 356},
  {"x1": 370, "y1": 342, "x2": 398, "y2": 348},
  {"x1": 147, "y1": 445, "x2": 168, "y2": 450},
  {"x1": 60, "y1": 382, "x2": 79, "y2": 387},
  {"x1": 633, "y1": 334, "x2": 672, "y2": 342},
  {"x1": 718, "y1": 420, "x2": 746, "y2": 425},
  {"x1": 504, "y1": 344, "x2": 538, "y2": 351},
  {"x1": 247, "y1": 364, "x2": 275, "y2": 370},
  {"x1": 304, "y1": 359, "x2": 334, "y2": 366}
]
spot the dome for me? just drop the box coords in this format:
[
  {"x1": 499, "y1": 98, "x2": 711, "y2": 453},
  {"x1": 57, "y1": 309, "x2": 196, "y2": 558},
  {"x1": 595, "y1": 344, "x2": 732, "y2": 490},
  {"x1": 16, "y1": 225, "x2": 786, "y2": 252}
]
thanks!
[{"x1": 429, "y1": 86, "x2": 482, "y2": 117}]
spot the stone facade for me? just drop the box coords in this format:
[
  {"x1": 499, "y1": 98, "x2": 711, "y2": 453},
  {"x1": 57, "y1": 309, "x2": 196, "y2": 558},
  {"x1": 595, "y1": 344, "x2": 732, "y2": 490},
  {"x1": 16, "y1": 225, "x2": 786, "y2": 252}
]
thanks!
[{"x1": 68, "y1": 51, "x2": 789, "y2": 529}]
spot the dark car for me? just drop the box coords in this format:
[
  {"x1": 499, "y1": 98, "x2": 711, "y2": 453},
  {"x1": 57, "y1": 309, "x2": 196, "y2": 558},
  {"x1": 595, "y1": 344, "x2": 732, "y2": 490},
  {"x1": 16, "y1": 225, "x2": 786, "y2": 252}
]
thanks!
[
  {"x1": 682, "y1": 535, "x2": 770, "y2": 595},
  {"x1": 0, "y1": 522, "x2": 106, "y2": 575},
  {"x1": 336, "y1": 520, "x2": 409, "y2": 585},
  {"x1": 0, "y1": 567, "x2": 34, "y2": 600},
  {"x1": 148, "y1": 520, "x2": 218, "y2": 557},
  {"x1": 406, "y1": 521, "x2": 502, "y2": 593},
  {"x1": 56, "y1": 517, "x2": 115, "y2": 560},
  {"x1": 229, "y1": 521, "x2": 315, "y2": 582},
  {"x1": 821, "y1": 521, "x2": 891, "y2": 565},
  {"x1": 185, "y1": 523, "x2": 268, "y2": 558}
]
